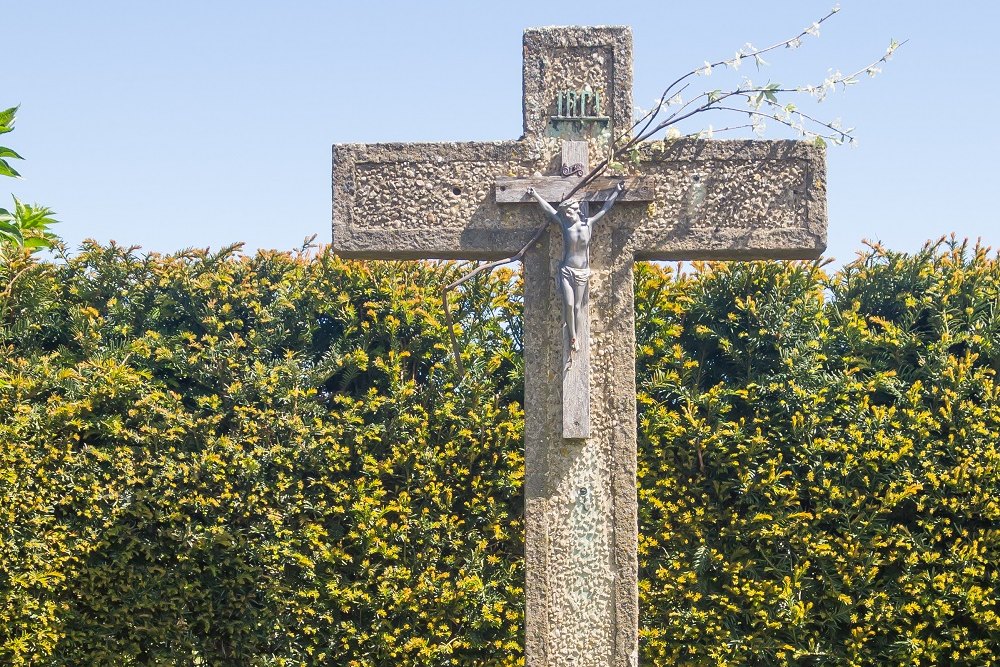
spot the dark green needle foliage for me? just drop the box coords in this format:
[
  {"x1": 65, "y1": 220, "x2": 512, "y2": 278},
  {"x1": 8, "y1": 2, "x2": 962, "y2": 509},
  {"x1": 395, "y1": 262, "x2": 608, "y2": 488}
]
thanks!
[{"x1": 2, "y1": 237, "x2": 999, "y2": 665}]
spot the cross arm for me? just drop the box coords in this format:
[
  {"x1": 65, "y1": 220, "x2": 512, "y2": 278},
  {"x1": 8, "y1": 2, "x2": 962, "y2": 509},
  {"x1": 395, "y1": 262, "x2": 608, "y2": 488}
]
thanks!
[
  {"x1": 622, "y1": 139, "x2": 827, "y2": 260},
  {"x1": 332, "y1": 140, "x2": 544, "y2": 260}
]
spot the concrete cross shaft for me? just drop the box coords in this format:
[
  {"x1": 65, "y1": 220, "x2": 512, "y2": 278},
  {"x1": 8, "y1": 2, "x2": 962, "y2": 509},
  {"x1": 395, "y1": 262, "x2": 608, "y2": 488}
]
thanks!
[{"x1": 332, "y1": 26, "x2": 827, "y2": 667}]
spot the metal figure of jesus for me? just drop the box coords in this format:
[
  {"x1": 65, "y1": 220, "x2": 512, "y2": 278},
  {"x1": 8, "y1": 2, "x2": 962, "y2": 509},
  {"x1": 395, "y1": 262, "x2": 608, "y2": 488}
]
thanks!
[{"x1": 527, "y1": 181, "x2": 625, "y2": 353}]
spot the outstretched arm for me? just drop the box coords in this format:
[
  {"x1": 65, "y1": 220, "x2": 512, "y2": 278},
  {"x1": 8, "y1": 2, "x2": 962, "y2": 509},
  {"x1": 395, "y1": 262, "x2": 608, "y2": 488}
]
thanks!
[
  {"x1": 526, "y1": 187, "x2": 559, "y2": 218},
  {"x1": 587, "y1": 181, "x2": 626, "y2": 225}
]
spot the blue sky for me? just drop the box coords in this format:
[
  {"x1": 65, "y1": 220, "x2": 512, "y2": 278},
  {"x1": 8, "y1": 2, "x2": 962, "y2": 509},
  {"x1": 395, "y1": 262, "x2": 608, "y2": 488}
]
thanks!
[{"x1": 6, "y1": 1, "x2": 998, "y2": 266}]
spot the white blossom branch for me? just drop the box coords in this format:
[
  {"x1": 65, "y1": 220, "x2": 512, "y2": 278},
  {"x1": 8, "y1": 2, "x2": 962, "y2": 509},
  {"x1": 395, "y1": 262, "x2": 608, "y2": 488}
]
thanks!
[
  {"x1": 563, "y1": 6, "x2": 903, "y2": 199},
  {"x1": 630, "y1": 6, "x2": 843, "y2": 141}
]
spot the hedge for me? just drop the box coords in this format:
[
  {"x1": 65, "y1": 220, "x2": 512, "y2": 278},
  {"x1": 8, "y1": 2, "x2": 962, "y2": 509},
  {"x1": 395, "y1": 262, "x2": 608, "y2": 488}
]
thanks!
[{"x1": 1, "y1": 238, "x2": 999, "y2": 665}]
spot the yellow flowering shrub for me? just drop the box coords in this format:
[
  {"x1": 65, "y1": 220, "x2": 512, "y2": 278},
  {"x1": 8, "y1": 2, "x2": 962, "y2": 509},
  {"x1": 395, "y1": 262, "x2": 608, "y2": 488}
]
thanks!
[
  {"x1": 0, "y1": 243, "x2": 524, "y2": 665},
  {"x1": 637, "y1": 239, "x2": 1000, "y2": 666},
  {"x1": 2, "y1": 238, "x2": 998, "y2": 665}
]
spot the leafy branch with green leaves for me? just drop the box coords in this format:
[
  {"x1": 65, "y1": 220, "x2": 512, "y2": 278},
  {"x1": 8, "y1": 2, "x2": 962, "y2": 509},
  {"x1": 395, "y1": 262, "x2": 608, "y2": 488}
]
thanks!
[{"x1": 0, "y1": 105, "x2": 59, "y2": 252}]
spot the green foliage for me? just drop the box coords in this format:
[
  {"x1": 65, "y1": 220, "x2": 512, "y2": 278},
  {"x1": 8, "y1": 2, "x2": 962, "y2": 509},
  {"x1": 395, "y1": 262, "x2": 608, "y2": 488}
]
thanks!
[
  {"x1": 2, "y1": 238, "x2": 999, "y2": 665},
  {"x1": 0, "y1": 244, "x2": 524, "y2": 665},
  {"x1": 0, "y1": 106, "x2": 59, "y2": 251},
  {"x1": 637, "y1": 239, "x2": 1000, "y2": 665},
  {"x1": 0, "y1": 196, "x2": 59, "y2": 251},
  {"x1": 0, "y1": 106, "x2": 22, "y2": 178}
]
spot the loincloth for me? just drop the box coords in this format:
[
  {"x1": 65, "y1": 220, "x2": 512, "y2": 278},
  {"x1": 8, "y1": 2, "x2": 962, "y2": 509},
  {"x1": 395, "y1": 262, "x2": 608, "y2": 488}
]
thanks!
[{"x1": 560, "y1": 265, "x2": 590, "y2": 286}]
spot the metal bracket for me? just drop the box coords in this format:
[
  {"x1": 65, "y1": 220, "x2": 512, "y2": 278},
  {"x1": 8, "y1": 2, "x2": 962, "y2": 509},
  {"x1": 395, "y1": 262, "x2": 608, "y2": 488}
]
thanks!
[{"x1": 560, "y1": 163, "x2": 585, "y2": 177}]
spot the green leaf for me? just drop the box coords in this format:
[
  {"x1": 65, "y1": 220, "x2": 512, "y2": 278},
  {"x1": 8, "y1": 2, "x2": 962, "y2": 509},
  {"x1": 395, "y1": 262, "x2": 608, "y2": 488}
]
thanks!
[
  {"x1": 0, "y1": 147, "x2": 23, "y2": 160},
  {"x1": 0, "y1": 159, "x2": 21, "y2": 178},
  {"x1": 812, "y1": 136, "x2": 827, "y2": 149},
  {"x1": 0, "y1": 219, "x2": 24, "y2": 247},
  {"x1": 22, "y1": 236, "x2": 54, "y2": 249},
  {"x1": 0, "y1": 105, "x2": 17, "y2": 134},
  {"x1": 12, "y1": 197, "x2": 58, "y2": 231}
]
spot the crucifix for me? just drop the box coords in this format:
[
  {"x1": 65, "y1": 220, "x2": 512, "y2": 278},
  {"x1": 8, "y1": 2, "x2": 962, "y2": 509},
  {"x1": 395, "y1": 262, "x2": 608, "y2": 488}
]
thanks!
[
  {"x1": 332, "y1": 26, "x2": 826, "y2": 667},
  {"x1": 498, "y1": 141, "x2": 644, "y2": 440}
]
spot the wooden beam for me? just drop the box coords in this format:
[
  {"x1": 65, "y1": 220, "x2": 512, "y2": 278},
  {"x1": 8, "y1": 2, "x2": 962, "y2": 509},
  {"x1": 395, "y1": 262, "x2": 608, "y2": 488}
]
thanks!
[
  {"x1": 495, "y1": 176, "x2": 654, "y2": 203},
  {"x1": 560, "y1": 141, "x2": 591, "y2": 440}
]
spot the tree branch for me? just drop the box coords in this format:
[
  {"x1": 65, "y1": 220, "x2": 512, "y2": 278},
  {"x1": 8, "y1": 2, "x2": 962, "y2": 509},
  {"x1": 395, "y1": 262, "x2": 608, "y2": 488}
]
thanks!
[{"x1": 441, "y1": 216, "x2": 552, "y2": 375}]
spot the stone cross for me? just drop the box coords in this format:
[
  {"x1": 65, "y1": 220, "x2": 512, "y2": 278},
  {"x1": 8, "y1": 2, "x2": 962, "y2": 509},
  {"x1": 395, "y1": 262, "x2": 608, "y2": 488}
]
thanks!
[{"x1": 332, "y1": 26, "x2": 826, "y2": 667}]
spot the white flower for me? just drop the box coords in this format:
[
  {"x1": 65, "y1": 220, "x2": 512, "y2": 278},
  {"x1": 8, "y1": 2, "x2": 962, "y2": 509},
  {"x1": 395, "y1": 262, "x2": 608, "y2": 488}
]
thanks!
[
  {"x1": 667, "y1": 93, "x2": 683, "y2": 106},
  {"x1": 787, "y1": 38, "x2": 802, "y2": 49},
  {"x1": 699, "y1": 125, "x2": 714, "y2": 140},
  {"x1": 666, "y1": 127, "x2": 682, "y2": 140},
  {"x1": 805, "y1": 22, "x2": 821, "y2": 37},
  {"x1": 699, "y1": 61, "x2": 713, "y2": 76}
]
